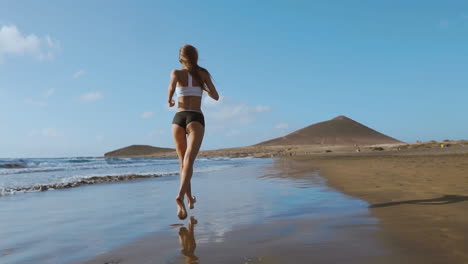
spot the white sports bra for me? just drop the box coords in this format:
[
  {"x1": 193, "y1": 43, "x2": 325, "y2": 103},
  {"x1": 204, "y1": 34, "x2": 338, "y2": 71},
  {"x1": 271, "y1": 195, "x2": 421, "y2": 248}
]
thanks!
[{"x1": 176, "y1": 72, "x2": 204, "y2": 97}]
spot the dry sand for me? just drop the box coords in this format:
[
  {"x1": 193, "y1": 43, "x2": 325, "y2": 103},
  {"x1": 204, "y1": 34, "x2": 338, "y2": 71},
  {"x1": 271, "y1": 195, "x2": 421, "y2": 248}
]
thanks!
[
  {"x1": 127, "y1": 140, "x2": 468, "y2": 159},
  {"x1": 299, "y1": 148, "x2": 468, "y2": 263}
]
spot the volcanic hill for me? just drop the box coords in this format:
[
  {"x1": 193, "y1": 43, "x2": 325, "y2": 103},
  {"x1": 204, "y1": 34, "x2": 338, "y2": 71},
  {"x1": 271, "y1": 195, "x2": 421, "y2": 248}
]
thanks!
[
  {"x1": 104, "y1": 145, "x2": 174, "y2": 157},
  {"x1": 256, "y1": 115, "x2": 402, "y2": 146}
]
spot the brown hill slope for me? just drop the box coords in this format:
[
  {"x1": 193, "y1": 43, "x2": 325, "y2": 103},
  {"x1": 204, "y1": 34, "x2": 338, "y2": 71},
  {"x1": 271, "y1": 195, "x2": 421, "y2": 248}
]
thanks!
[
  {"x1": 104, "y1": 145, "x2": 174, "y2": 157},
  {"x1": 256, "y1": 115, "x2": 402, "y2": 146}
]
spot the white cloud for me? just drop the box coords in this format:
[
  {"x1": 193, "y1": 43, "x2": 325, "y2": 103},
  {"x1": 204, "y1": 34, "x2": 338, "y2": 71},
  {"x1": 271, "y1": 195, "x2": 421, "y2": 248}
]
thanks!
[
  {"x1": 205, "y1": 97, "x2": 271, "y2": 125},
  {"x1": 200, "y1": 96, "x2": 273, "y2": 140},
  {"x1": 438, "y1": 14, "x2": 468, "y2": 28},
  {"x1": 42, "y1": 128, "x2": 59, "y2": 137},
  {"x1": 0, "y1": 24, "x2": 60, "y2": 62},
  {"x1": 275, "y1": 122, "x2": 289, "y2": 130},
  {"x1": 225, "y1": 130, "x2": 240, "y2": 137},
  {"x1": 38, "y1": 35, "x2": 60, "y2": 60},
  {"x1": 43, "y1": 88, "x2": 55, "y2": 98},
  {"x1": 28, "y1": 128, "x2": 62, "y2": 137},
  {"x1": 24, "y1": 98, "x2": 47, "y2": 107},
  {"x1": 439, "y1": 20, "x2": 449, "y2": 27},
  {"x1": 80, "y1": 91, "x2": 102, "y2": 102},
  {"x1": 140, "y1": 111, "x2": 155, "y2": 119},
  {"x1": 28, "y1": 130, "x2": 38, "y2": 137},
  {"x1": 24, "y1": 88, "x2": 55, "y2": 107},
  {"x1": 73, "y1": 69, "x2": 85, "y2": 79},
  {"x1": 148, "y1": 129, "x2": 164, "y2": 138},
  {"x1": 164, "y1": 104, "x2": 177, "y2": 112},
  {"x1": 274, "y1": 122, "x2": 291, "y2": 136},
  {"x1": 203, "y1": 95, "x2": 224, "y2": 107},
  {"x1": 255, "y1": 105, "x2": 271, "y2": 112},
  {"x1": 163, "y1": 96, "x2": 272, "y2": 141},
  {"x1": 0, "y1": 25, "x2": 39, "y2": 55}
]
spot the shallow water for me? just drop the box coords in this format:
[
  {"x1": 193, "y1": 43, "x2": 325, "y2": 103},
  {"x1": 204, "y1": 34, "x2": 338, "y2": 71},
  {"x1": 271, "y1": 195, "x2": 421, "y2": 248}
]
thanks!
[
  {"x1": 0, "y1": 157, "x2": 244, "y2": 195},
  {"x1": 0, "y1": 158, "x2": 386, "y2": 264}
]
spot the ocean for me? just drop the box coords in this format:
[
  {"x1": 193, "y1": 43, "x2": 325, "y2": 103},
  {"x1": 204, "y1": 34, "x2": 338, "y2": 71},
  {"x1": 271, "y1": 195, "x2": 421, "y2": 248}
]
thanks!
[{"x1": 0, "y1": 157, "x2": 254, "y2": 196}]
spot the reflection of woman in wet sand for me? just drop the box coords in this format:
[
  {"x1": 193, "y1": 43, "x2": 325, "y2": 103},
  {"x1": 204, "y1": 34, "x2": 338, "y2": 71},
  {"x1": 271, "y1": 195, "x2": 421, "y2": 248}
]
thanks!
[
  {"x1": 178, "y1": 216, "x2": 199, "y2": 263},
  {"x1": 168, "y1": 44, "x2": 219, "y2": 219}
]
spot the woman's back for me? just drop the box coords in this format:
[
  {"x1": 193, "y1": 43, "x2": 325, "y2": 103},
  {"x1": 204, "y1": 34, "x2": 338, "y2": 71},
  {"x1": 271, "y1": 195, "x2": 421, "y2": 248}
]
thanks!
[{"x1": 175, "y1": 69, "x2": 206, "y2": 112}]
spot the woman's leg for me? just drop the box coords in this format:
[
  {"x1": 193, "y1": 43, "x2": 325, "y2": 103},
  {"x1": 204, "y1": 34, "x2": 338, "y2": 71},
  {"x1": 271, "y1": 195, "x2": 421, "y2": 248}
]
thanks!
[
  {"x1": 172, "y1": 124, "x2": 188, "y2": 219},
  {"x1": 177, "y1": 122, "x2": 204, "y2": 208},
  {"x1": 172, "y1": 124, "x2": 187, "y2": 167},
  {"x1": 171, "y1": 124, "x2": 195, "y2": 203},
  {"x1": 172, "y1": 123, "x2": 187, "y2": 173}
]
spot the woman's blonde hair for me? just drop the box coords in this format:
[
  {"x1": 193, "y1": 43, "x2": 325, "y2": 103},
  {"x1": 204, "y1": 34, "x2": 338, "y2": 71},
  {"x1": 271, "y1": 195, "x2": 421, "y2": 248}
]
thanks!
[{"x1": 179, "y1": 44, "x2": 210, "y2": 91}]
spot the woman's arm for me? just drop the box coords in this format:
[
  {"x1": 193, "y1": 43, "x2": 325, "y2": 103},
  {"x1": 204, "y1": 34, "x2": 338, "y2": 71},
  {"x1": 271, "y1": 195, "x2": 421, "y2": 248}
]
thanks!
[
  {"x1": 203, "y1": 74, "x2": 219, "y2": 101},
  {"x1": 167, "y1": 70, "x2": 177, "y2": 107}
]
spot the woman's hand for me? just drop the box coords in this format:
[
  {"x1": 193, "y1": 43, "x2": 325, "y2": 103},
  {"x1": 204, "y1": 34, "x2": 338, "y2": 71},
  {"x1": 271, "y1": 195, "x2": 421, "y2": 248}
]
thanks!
[
  {"x1": 168, "y1": 70, "x2": 177, "y2": 107},
  {"x1": 168, "y1": 99, "x2": 175, "y2": 107}
]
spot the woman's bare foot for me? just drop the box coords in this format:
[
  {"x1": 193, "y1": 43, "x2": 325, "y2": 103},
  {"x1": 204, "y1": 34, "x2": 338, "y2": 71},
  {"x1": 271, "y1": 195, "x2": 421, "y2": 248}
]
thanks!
[
  {"x1": 176, "y1": 198, "x2": 187, "y2": 220},
  {"x1": 187, "y1": 195, "x2": 197, "y2": 210}
]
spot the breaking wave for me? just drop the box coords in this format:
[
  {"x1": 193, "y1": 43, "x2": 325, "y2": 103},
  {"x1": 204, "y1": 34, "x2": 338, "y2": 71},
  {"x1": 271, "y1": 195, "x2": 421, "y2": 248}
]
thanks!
[{"x1": 0, "y1": 172, "x2": 177, "y2": 196}]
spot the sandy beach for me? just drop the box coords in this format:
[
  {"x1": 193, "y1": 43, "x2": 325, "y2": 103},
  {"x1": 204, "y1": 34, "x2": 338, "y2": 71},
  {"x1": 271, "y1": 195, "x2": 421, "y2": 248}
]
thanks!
[
  {"x1": 76, "y1": 148, "x2": 468, "y2": 264},
  {"x1": 78, "y1": 158, "x2": 403, "y2": 264},
  {"x1": 301, "y1": 148, "x2": 468, "y2": 263},
  {"x1": 2, "y1": 148, "x2": 468, "y2": 263},
  {"x1": 1, "y1": 157, "x2": 395, "y2": 264}
]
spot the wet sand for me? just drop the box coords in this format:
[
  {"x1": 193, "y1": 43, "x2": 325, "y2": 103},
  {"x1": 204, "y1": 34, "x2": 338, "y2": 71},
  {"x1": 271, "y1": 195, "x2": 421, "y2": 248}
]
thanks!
[
  {"x1": 81, "y1": 215, "x2": 402, "y2": 264},
  {"x1": 77, "y1": 159, "x2": 405, "y2": 264},
  {"x1": 7, "y1": 150, "x2": 465, "y2": 263},
  {"x1": 301, "y1": 149, "x2": 468, "y2": 263},
  {"x1": 2, "y1": 158, "x2": 400, "y2": 264}
]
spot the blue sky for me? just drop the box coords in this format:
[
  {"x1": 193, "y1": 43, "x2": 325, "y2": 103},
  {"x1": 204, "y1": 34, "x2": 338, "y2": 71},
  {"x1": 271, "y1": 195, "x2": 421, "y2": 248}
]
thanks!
[{"x1": 1, "y1": 0, "x2": 467, "y2": 157}]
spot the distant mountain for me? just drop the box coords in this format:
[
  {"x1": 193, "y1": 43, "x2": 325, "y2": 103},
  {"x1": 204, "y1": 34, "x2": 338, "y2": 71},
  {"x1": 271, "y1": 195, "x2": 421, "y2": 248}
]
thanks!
[
  {"x1": 256, "y1": 115, "x2": 402, "y2": 146},
  {"x1": 104, "y1": 145, "x2": 174, "y2": 157}
]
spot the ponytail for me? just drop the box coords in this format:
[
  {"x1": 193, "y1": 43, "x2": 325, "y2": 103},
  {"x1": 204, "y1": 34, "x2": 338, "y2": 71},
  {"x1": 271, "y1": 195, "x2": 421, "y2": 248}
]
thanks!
[{"x1": 179, "y1": 44, "x2": 212, "y2": 92}]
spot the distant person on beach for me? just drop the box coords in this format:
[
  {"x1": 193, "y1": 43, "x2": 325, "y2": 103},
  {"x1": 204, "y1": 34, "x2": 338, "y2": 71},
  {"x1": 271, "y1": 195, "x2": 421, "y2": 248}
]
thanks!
[{"x1": 167, "y1": 44, "x2": 220, "y2": 219}]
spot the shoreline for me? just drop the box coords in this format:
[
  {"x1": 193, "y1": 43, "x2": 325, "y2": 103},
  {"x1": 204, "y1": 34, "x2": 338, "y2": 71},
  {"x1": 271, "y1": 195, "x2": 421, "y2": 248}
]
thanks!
[
  {"x1": 89, "y1": 147, "x2": 468, "y2": 263},
  {"x1": 298, "y1": 150, "x2": 468, "y2": 263},
  {"x1": 103, "y1": 140, "x2": 468, "y2": 159},
  {"x1": 76, "y1": 157, "x2": 402, "y2": 264},
  {"x1": 76, "y1": 151, "x2": 468, "y2": 264},
  {"x1": 5, "y1": 150, "x2": 467, "y2": 263}
]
